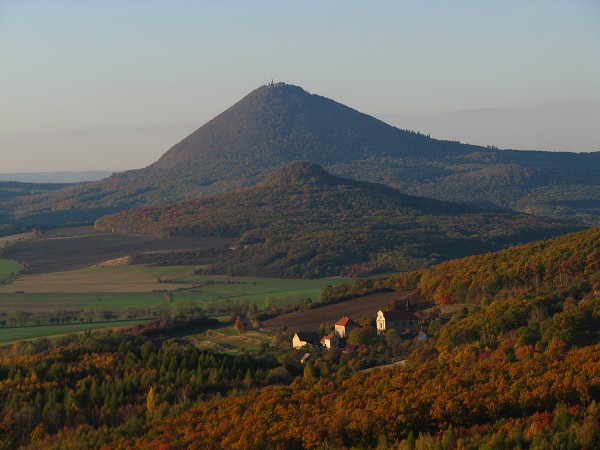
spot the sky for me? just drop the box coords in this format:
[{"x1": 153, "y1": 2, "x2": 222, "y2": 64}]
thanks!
[{"x1": 1, "y1": 0, "x2": 599, "y2": 173}]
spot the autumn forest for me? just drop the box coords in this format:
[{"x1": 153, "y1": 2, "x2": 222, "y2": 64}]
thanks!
[{"x1": 0, "y1": 226, "x2": 598, "y2": 449}]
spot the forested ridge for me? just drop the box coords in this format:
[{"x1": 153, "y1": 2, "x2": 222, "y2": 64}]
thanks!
[
  {"x1": 1, "y1": 227, "x2": 598, "y2": 449},
  {"x1": 2, "y1": 83, "x2": 599, "y2": 228},
  {"x1": 384, "y1": 225, "x2": 600, "y2": 305},
  {"x1": 94, "y1": 162, "x2": 578, "y2": 278}
]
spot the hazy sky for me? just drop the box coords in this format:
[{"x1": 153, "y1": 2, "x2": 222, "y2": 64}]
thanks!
[{"x1": 1, "y1": 1, "x2": 599, "y2": 173}]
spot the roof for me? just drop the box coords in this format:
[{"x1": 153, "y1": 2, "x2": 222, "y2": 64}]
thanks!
[
  {"x1": 294, "y1": 331, "x2": 321, "y2": 343},
  {"x1": 335, "y1": 316, "x2": 358, "y2": 327},
  {"x1": 342, "y1": 343, "x2": 359, "y2": 353},
  {"x1": 379, "y1": 310, "x2": 418, "y2": 321}
]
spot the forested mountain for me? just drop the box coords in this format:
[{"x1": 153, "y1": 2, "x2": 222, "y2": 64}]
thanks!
[
  {"x1": 95, "y1": 162, "x2": 580, "y2": 278},
  {"x1": 1, "y1": 83, "x2": 599, "y2": 228}
]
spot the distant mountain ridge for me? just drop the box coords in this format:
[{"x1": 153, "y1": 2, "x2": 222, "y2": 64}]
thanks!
[
  {"x1": 1, "y1": 82, "x2": 599, "y2": 227},
  {"x1": 95, "y1": 162, "x2": 580, "y2": 278},
  {"x1": 0, "y1": 170, "x2": 116, "y2": 183}
]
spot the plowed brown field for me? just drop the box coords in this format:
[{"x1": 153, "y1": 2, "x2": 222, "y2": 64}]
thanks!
[
  {"x1": 5, "y1": 226, "x2": 234, "y2": 273},
  {"x1": 261, "y1": 290, "x2": 413, "y2": 332}
]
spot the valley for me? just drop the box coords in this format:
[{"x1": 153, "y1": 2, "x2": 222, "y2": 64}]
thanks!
[
  {"x1": 0, "y1": 85, "x2": 598, "y2": 449},
  {"x1": 0, "y1": 262, "x2": 350, "y2": 343}
]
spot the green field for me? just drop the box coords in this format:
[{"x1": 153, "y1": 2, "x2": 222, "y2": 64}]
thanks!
[
  {"x1": 0, "y1": 319, "x2": 149, "y2": 344},
  {"x1": 0, "y1": 264, "x2": 351, "y2": 343},
  {"x1": 0, "y1": 265, "x2": 349, "y2": 299},
  {"x1": 190, "y1": 327, "x2": 273, "y2": 354},
  {"x1": 0, "y1": 260, "x2": 22, "y2": 283},
  {"x1": 0, "y1": 266, "x2": 350, "y2": 310}
]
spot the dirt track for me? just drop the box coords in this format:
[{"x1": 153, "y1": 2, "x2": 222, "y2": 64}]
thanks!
[{"x1": 261, "y1": 290, "x2": 412, "y2": 332}]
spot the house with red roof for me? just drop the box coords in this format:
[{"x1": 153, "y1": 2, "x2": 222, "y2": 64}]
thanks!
[
  {"x1": 376, "y1": 310, "x2": 418, "y2": 334},
  {"x1": 320, "y1": 333, "x2": 340, "y2": 349},
  {"x1": 334, "y1": 316, "x2": 358, "y2": 338}
]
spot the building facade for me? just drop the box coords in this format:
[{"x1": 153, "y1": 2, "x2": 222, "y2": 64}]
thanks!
[
  {"x1": 335, "y1": 316, "x2": 359, "y2": 337},
  {"x1": 292, "y1": 331, "x2": 321, "y2": 349},
  {"x1": 376, "y1": 310, "x2": 418, "y2": 334}
]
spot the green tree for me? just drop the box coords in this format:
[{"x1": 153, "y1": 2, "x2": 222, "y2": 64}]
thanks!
[{"x1": 348, "y1": 326, "x2": 377, "y2": 345}]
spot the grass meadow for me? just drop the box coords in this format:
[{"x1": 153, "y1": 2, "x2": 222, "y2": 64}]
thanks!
[{"x1": 0, "y1": 260, "x2": 22, "y2": 283}]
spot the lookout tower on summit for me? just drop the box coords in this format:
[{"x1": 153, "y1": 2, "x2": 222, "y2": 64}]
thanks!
[{"x1": 267, "y1": 79, "x2": 274, "y2": 87}]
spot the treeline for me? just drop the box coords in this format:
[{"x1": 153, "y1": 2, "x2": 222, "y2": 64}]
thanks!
[
  {"x1": 0, "y1": 293, "x2": 319, "y2": 333},
  {"x1": 95, "y1": 162, "x2": 578, "y2": 278},
  {"x1": 0, "y1": 301, "x2": 206, "y2": 329},
  {"x1": 319, "y1": 276, "x2": 395, "y2": 303}
]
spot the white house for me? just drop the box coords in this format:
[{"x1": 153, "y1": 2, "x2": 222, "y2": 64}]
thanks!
[{"x1": 292, "y1": 331, "x2": 321, "y2": 349}]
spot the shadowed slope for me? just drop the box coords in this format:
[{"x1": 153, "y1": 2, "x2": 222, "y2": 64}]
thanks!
[{"x1": 95, "y1": 162, "x2": 580, "y2": 278}]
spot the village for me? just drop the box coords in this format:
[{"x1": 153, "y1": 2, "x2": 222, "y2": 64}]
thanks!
[{"x1": 291, "y1": 309, "x2": 428, "y2": 362}]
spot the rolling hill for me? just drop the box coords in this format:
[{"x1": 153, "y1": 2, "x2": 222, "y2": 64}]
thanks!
[
  {"x1": 387, "y1": 224, "x2": 600, "y2": 305},
  {"x1": 94, "y1": 162, "x2": 580, "y2": 278},
  {"x1": 2, "y1": 82, "x2": 599, "y2": 228}
]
